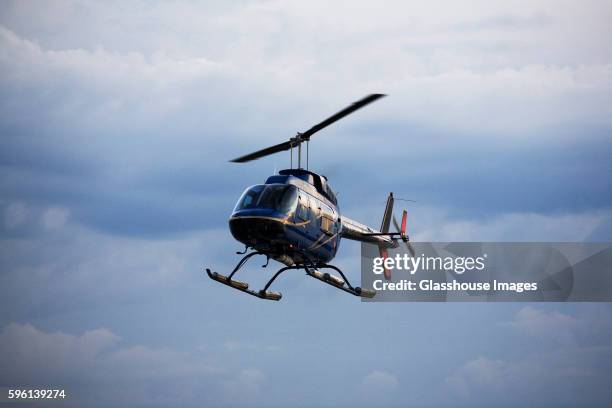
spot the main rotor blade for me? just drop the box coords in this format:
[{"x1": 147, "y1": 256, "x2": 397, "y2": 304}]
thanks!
[
  {"x1": 230, "y1": 93, "x2": 385, "y2": 163},
  {"x1": 301, "y1": 93, "x2": 386, "y2": 139},
  {"x1": 230, "y1": 140, "x2": 294, "y2": 163}
]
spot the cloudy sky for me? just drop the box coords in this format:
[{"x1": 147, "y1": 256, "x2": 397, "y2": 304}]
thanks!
[{"x1": 1, "y1": 0, "x2": 611, "y2": 406}]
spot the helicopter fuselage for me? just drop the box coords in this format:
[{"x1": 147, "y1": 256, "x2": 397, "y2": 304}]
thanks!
[{"x1": 229, "y1": 169, "x2": 341, "y2": 265}]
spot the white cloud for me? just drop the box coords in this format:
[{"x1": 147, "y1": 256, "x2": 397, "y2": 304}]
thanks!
[
  {"x1": 507, "y1": 306, "x2": 578, "y2": 344},
  {"x1": 222, "y1": 368, "x2": 267, "y2": 400},
  {"x1": 223, "y1": 339, "x2": 281, "y2": 353},
  {"x1": 445, "y1": 356, "x2": 508, "y2": 397},
  {"x1": 362, "y1": 370, "x2": 399, "y2": 390},
  {"x1": 412, "y1": 207, "x2": 610, "y2": 241},
  {"x1": 445, "y1": 306, "x2": 612, "y2": 406},
  {"x1": 1, "y1": 0, "x2": 611, "y2": 138}
]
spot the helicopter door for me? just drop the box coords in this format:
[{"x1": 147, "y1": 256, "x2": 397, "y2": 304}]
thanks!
[{"x1": 297, "y1": 194, "x2": 318, "y2": 243}]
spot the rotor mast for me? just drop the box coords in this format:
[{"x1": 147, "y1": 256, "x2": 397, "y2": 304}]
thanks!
[{"x1": 292, "y1": 133, "x2": 305, "y2": 170}]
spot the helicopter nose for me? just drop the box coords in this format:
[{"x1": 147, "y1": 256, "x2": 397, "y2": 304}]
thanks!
[{"x1": 229, "y1": 214, "x2": 286, "y2": 245}]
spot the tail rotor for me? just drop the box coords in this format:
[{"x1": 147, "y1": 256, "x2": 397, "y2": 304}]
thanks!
[{"x1": 393, "y1": 210, "x2": 416, "y2": 257}]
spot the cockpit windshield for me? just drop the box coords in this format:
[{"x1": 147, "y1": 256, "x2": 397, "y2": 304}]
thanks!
[{"x1": 234, "y1": 185, "x2": 298, "y2": 214}]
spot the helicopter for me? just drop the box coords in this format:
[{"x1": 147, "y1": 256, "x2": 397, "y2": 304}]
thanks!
[{"x1": 206, "y1": 94, "x2": 414, "y2": 301}]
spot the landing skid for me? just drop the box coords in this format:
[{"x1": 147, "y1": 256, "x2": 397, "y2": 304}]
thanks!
[{"x1": 206, "y1": 251, "x2": 375, "y2": 301}]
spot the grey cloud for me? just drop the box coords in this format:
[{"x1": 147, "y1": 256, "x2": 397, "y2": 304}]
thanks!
[
  {"x1": 0, "y1": 323, "x2": 120, "y2": 384},
  {"x1": 1, "y1": 19, "x2": 612, "y2": 238},
  {"x1": 0, "y1": 221, "x2": 234, "y2": 323},
  {"x1": 1, "y1": 2, "x2": 612, "y2": 407},
  {"x1": 0, "y1": 322, "x2": 266, "y2": 407}
]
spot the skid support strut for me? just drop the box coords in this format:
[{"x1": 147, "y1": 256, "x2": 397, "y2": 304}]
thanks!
[{"x1": 303, "y1": 260, "x2": 376, "y2": 299}]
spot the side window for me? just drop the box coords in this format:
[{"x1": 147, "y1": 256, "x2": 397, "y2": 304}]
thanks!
[
  {"x1": 320, "y1": 203, "x2": 334, "y2": 235},
  {"x1": 296, "y1": 195, "x2": 310, "y2": 221},
  {"x1": 320, "y1": 215, "x2": 334, "y2": 235}
]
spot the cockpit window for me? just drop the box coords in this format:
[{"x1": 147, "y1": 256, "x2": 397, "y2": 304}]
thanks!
[
  {"x1": 277, "y1": 185, "x2": 298, "y2": 213},
  {"x1": 235, "y1": 185, "x2": 265, "y2": 210},
  {"x1": 257, "y1": 185, "x2": 289, "y2": 209},
  {"x1": 234, "y1": 185, "x2": 298, "y2": 213}
]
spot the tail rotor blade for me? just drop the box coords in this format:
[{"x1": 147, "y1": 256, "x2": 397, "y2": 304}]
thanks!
[
  {"x1": 392, "y1": 216, "x2": 401, "y2": 235},
  {"x1": 393, "y1": 215, "x2": 416, "y2": 257},
  {"x1": 379, "y1": 247, "x2": 391, "y2": 280},
  {"x1": 406, "y1": 241, "x2": 416, "y2": 257}
]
